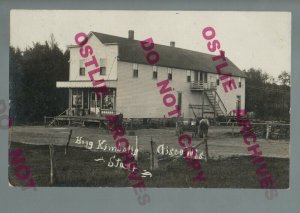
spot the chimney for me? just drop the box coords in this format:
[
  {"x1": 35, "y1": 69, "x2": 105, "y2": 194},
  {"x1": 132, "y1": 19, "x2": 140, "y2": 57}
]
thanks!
[
  {"x1": 128, "y1": 30, "x2": 134, "y2": 40},
  {"x1": 170, "y1": 41, "x2": 175, "y2": 47}
]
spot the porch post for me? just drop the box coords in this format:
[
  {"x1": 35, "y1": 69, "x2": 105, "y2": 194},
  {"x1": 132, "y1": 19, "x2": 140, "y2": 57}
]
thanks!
[
  {"x1": 95, "y1": 92, "x2": 98, "y2": 115},
  {"x1": 87, "y1": 89, "x2": 90, "y2": 113},
  {"x1": 214, "y1": 91, "x2": 216, "y2": 122},
  {"x1": 99, "y1": 92, "x2": 102, "y2": 116},
  {"x1": 81, "y1": 89, "x2": 84, "y2": 110},
  {"x1": 69, "y1": 89, "x2": 72, "y2": 115},
  {"x1": 202, "y1": 90, "x2": 204, "y2": 118},
  {"x1": 114, "y1": 89, "x2": 116, "y2": 112}
]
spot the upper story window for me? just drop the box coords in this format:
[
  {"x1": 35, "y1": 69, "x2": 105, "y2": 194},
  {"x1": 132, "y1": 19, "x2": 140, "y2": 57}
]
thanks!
[
  {"x1": 79, "y1": 59, "x2": 85, "y2": 76},
  {"x1": 100, "y1": 67, "x2": 106, "y2": 75},
  {"x1": 100, "y1": 58, "x2": 107, "y2": 75},
  {"x1": 133, "y1": 63, "x2": 138, "y2": 78},
  {"x1": 153, "y1": 66, "x2": 158, "y2": 79},
  {"x1": 187, "y1": 70, "x2": 191, "y2": 82},
  {"x1": 238, "y1": 77, "x2": 242, "y2": 88},
  {"x1": 216, "y1": 78, "x2": 220, "y2": 86},
  {"x1": 168, "y1": 68, "x2": 172, "y2": 80}
]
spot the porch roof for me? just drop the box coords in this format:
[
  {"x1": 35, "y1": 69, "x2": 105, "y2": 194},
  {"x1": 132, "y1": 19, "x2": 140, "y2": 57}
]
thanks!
[{"x1": 56, "y1": 81, "x2": 117, "y2": 88}]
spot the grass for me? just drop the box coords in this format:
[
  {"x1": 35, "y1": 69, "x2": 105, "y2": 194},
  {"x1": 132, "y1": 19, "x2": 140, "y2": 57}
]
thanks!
[{"x1": 8, "y1": 142, "x2": 289, "y2": 188}]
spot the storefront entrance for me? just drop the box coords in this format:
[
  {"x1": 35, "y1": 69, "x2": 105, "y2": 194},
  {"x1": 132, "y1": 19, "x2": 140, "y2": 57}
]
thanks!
[{"x1": 70, "y1": 88, "x2": 116, "y2": 116}]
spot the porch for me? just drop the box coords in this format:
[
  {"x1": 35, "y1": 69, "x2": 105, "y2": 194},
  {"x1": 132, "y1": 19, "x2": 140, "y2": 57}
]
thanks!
[
  {"x1": 190, "y1": 81, "x2": 217, "y2": 91},
  {"x1": 68, "y1": 88, "x2": 117, "y2": 117},
  {"x1": 189, "y1": 80, "x2": 227, "y2": 120},
  {"x1": 44, "y1": 115, "x2": 108, "y2": 127}
]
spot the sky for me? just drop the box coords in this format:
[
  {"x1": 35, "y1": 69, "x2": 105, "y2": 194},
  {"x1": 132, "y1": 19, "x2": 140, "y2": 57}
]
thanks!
[{"x1": 10, "y1": 10, "x2": 291, "y2": 78}]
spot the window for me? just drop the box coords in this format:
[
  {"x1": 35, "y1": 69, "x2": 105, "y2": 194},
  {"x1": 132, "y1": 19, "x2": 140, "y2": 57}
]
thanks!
[
  {"x1": 79, "y1": 59, "x2": 85, "y2": 76},
  {"x1": 238, "y1": 77, "x2": 241, "y2": 88},
  {"x1": 79, "y1": 68, "x2": 85, "y2": 76},
  {"x1": 236, "y1": 95, "x2": 241, "y2": 110},
  {"x1": 102, "y1": 94, "x2": 115, "y2": 110},
  {"x1": 133, "y1": 63, "x2": 138, "y2": 77},
  {"x1": 187, "y1": 70, "x2": 191, "y2": 82},
  {"x1": 100, "y1": 67, "x2": 106, "y2": 75},
  {"x1": 72, "y1": 89, "x2": 83, "y2": 107},
  {"x1": 100, "y1": 58, "x2": 107, "y2": 75},
  {"x1": 178, "y1": 92, "x2": 182, "y2": 111},
  {"x1": 168, "y1": 68, "x2": 172, "y2": 80},
  {"x1": 153, "y1": 66, "x2": 158, "y2": 79},
  {"x1": 216, "y1": 79, "x2": 220, "y2": 85}
]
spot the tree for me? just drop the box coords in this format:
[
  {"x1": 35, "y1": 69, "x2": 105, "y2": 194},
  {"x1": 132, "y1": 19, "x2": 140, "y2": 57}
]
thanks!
[
  {"x1": 9, "y1": 47, "x2": 24, "y2": 122},
  {"x1": 9, "y1": 35, "x2": 69, "y2": 124},
  {"x1": 245, "y1": 68, "x2": 290, "y2": 121},
  {"x1": 278, "y1": 71, "x2": 290, "y2": 86}
]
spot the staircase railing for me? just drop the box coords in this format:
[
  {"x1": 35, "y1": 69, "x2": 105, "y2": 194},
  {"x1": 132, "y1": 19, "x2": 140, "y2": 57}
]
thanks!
[
  {"x1": 57, "y1": 108, "x2": 70, "y2": 116},
  {"x1": 214, "y1": 91, "x2": 227, "y2": 115},
  {"x1": 47, "y1": 108, "x2": 70, "y2": 127}
]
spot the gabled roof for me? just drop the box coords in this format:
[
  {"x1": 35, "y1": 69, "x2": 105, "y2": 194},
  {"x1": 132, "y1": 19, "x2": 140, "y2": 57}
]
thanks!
[{"x1": 92, "y1": 32, "x2": 246, "y2": 78}]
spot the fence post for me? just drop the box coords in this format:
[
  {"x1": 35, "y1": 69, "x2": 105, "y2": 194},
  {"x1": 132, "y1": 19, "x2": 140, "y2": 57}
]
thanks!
[
  {"x1": 44, "y1": 116, "x2": 46, "y2": 128},
  {"x1": 153, "y1": 143, "x2": 158, "y2": 169},
  {"x1": 65, "y1": 129, "x2": 73, "y2": 155},
  {"x1": 175, "y1": 118, "x2": 178, "y2": 135},
  {"x1": 204, "y1": 137, "x2": 209, "y2": 162},
  {"x1": 231, "y1": 122, "x2": 234, "y2": 137},
  {"x1": 49, "y1": 144, "x2": 55, "y2": 185},
  {"x1": 266, "y1": 123, "x2": 271, "y2": 140},
  {"x1": 150, "y1": 137, "x2": 158, "y2": 170},
  {"x1": 135, "y1": 136, "x2": 139, "y2": 161},
  {"x1": 150, "y1": 137, "x2": 154, "y2": 170}
]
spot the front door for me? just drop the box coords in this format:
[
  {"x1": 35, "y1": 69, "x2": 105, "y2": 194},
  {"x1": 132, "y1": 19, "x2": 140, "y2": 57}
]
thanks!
[{"x1": 90, "y1": 92, "x2": 97, "y2": 114}]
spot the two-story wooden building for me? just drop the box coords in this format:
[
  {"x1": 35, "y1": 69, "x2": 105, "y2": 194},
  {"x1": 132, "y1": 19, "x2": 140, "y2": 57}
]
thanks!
[{"x1": 56, "y1": 30, "x2": 246, "y2": 120}]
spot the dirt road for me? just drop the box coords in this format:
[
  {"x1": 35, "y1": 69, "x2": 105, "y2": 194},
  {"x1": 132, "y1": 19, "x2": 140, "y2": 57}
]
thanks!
[{"x1": 10, "y1": 125, "x2": 289, "y2": 159}]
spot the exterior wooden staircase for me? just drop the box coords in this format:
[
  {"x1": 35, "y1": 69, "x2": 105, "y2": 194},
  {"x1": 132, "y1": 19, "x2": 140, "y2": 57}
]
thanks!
[
  {"x1": 189, "y1": 81, "x2": 228, "y2": 119},
  {"x1": 205, "y1": 90, "x2": 227, "y2": 117}
]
